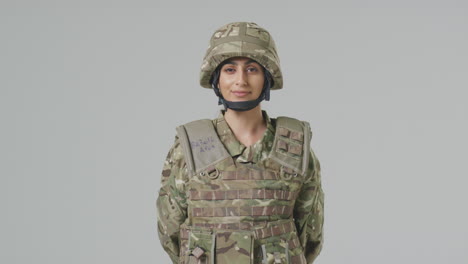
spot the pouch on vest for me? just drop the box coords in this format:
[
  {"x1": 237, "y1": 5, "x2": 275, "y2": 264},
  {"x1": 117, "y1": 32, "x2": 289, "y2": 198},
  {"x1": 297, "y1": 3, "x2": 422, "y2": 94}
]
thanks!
[
  {"x1": 259, "y1": 239, "x2": 290, "y2": 264},
  {"x1": 261, "y1": 235, "x2": 308, "y2": 264},
  {"x1": 215, "y1": 230, "x2": 254, "y2": 264},
  {"x1": 185, "y1": 228, "x2": 215, "y2": 264}
]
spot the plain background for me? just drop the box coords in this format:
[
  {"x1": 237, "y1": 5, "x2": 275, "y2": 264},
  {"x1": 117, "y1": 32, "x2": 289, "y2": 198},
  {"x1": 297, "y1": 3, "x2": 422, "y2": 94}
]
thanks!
[{"x1": 1, "y1": 0, "x2": 467, "y2": 263}]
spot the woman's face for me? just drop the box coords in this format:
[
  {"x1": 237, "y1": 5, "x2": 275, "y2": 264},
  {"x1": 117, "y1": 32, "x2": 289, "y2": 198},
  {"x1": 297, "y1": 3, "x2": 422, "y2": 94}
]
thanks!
[{"x1": 217, "y1": 57, "x2": 265, "y2": 102}]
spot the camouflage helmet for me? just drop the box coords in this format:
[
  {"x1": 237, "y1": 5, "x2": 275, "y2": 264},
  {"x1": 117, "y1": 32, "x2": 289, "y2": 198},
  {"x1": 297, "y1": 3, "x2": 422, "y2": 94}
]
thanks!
[{"x1": 200, "y1": 21, "x2": 283, "y2": 90}]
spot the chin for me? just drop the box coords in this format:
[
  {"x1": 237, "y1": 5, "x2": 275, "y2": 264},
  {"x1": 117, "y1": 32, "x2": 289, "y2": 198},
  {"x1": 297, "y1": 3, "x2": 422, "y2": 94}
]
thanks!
[{"x1": 228, "y1": 98, "x2": 253, "y2": 102}]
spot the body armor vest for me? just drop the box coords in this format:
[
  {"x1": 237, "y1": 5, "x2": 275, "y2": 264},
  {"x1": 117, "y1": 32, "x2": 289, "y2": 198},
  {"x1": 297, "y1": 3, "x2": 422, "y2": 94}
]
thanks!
[{"x1": 175, "y1": 116, "x2": 311, "y2": 264}]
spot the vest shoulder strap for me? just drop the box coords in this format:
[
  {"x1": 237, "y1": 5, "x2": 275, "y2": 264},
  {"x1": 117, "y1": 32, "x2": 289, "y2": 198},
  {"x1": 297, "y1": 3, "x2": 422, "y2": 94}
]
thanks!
[
  {"x1": 176, "y1": 119, "x2": 231, "y2": 175},
  {"x1": 269, "y1": 116, "x2": 312, "y2": 175}
]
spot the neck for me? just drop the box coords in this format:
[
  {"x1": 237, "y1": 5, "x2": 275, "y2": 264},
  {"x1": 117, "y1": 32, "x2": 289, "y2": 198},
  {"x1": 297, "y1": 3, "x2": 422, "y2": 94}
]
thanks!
[{"x1": 223, "y1": 105, "x2": 265, "y2": 135}]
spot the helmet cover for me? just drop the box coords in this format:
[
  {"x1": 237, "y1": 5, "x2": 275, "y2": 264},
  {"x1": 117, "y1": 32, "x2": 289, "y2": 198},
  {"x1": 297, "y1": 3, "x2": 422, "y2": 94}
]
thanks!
[{"x1": 200, "y1": 21, "x2": 283, "y2": 90}]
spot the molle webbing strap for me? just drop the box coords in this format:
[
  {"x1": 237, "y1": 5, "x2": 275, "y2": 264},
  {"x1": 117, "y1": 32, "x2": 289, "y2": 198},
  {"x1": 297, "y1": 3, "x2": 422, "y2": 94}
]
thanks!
[
  {"x1": 269, "y1": 117, "x2": 311, "y2": 175},
  {"x1": 191, "y1": 205, "x2": 293, "y2": 217},
  {"x1": 189, "y1": 189, "x2": 298, "y2": 201},
  {"x1": 180, "y1": 220, "x2": 296, "y2": 240},
  {"x1": 193, "y1": 222, "x2": 269, "y2": 230},
  {"x1": 222, "y1": 169, "x2": 279, "y2": 180},
  {"x1": 253, "y1": 220, "x2": 295, "y2": 239},
  {"x1": 176, "y1": 119, "x2": 231, "y2": 175}
]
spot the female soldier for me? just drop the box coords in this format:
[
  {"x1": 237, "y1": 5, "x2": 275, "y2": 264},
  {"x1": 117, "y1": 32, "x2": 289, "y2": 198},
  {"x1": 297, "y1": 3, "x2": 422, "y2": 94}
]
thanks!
[{"x1": 157, "y1": 21, "x2": 324, "y2": 264}]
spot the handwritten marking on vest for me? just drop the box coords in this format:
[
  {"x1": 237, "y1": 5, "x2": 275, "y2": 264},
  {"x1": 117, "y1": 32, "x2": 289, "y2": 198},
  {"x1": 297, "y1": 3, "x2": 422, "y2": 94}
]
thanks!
[{"x1": 190, "y1": 137, "x2": 216, "y2": 153}]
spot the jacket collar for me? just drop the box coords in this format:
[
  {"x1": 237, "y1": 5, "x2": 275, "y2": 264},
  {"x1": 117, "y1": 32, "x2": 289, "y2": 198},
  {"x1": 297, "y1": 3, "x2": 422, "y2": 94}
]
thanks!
[{"x1": 214, "y1": 109, "x2": 275, "y2": 163}]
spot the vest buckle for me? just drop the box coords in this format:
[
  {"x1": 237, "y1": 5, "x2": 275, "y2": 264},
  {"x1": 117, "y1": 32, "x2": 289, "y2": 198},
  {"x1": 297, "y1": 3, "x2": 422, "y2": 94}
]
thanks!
[{"x1": 200, "y1": 166, "x2": 219, "y2": 179}]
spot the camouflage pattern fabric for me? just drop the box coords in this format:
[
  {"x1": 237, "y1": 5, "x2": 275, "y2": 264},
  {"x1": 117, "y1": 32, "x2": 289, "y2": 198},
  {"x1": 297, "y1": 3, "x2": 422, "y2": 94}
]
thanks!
[
  {"x1": 200, "y1": 22, "x2": 283, "y2": 90},
  {"x1": 157, "y1": 110, "x2": 324, "y2": 264}
]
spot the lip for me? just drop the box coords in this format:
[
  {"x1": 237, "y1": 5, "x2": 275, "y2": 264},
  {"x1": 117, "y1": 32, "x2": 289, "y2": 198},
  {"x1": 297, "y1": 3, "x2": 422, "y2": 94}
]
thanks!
[{"x1": 232, "y1": 91, "x2": 251, "y2": 97}]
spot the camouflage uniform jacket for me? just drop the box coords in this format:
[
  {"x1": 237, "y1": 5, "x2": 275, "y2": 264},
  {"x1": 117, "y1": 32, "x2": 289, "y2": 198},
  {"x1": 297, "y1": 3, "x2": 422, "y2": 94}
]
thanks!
[{"x1": 157, "y1": 110, "x2": 324, "y2": 264}]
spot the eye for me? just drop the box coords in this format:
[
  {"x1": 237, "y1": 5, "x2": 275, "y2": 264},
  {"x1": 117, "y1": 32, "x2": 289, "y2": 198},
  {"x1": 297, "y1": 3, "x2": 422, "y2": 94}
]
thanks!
[
  {"x1": 224, "y1": 67, "x2": 235, "y2": 73},
  {"x1": 247, "y1": 67, "x2": 258, "y2": 72}
]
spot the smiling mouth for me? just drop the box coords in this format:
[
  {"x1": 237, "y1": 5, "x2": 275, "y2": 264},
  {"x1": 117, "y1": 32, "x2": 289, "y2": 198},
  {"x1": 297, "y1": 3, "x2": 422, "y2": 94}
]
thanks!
[{"x1": 232, "y1": 91, "x2": 251, "y2": 97}]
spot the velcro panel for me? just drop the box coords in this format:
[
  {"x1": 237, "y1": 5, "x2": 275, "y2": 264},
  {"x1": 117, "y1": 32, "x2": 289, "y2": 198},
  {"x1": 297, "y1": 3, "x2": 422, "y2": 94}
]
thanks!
[{"x1": 176, "y1": 119, "x2": 231, "y2": 174}]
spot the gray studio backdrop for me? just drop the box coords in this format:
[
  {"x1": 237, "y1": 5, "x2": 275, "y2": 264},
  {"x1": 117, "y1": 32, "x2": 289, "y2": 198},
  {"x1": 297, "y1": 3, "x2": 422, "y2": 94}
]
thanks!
[{"x1": 1, "y1": 1, "x2": 467, "y2": 263}]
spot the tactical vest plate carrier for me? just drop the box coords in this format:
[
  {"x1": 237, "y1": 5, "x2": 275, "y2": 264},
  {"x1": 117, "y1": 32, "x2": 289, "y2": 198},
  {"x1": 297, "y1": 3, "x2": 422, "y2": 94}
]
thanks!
[{"x1": 175, "y1": 116, "x2": 311, "y2": 264}]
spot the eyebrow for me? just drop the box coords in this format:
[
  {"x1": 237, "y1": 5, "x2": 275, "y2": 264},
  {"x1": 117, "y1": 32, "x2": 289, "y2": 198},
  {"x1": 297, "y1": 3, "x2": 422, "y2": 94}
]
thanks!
[{"x1": 223, "y1": 59, "x2": 258, "y2": 66}]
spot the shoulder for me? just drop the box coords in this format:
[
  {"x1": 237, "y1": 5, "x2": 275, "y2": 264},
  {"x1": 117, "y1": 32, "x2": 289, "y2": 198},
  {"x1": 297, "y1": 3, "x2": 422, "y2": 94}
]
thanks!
[
  {"x1": 276, "y1": 115, "x2": 310, "y2": 125},
  {"x1": 268, "y1": 112, "x2": 310, "y2": 127},
  {"x1": 165, "y1": 135, "x2": 186, "y2": 168},
  {"x1": 160, "y1": 134, "x2": 189, "y2": 187},
  {"x1": 176, "y1": 116, "x2": 217, "y2": 128}
]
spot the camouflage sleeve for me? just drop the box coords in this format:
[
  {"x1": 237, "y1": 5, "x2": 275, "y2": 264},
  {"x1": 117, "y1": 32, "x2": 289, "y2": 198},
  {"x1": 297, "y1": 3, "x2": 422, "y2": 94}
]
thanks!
[
  {"x1": 156, "y1": 135, "x2": 189, "y2": 264},
  {"x1": 293, "y1": 149, "x2": 324, "y2": 263}
]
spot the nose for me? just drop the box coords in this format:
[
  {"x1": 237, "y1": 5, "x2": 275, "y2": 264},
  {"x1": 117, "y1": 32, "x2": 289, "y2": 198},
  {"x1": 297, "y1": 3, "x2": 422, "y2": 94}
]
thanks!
[{"x1": 235, "y1": 68, "x2": 247, "y2": 86}]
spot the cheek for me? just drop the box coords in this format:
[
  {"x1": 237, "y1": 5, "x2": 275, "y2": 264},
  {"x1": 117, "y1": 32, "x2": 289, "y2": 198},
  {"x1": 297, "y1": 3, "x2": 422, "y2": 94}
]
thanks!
[
  {"x1": 218, "y1": 75, "x2": 233, "y2": 90},
  {"x1": 253, "y1": 77, "x2": 265, "y2": 94},
  {"x1": 217, "y1": 77, "x2": 230, "y2": 97}
]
